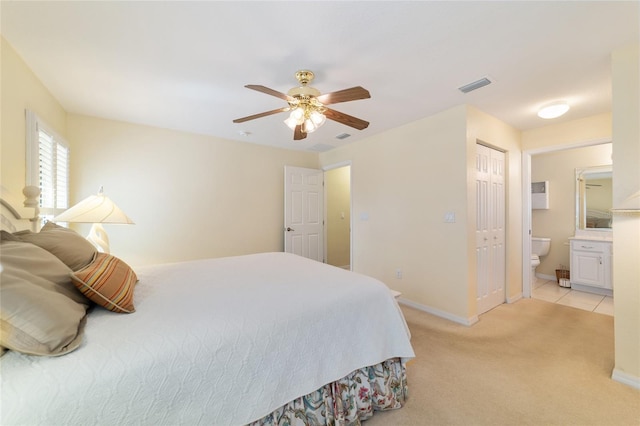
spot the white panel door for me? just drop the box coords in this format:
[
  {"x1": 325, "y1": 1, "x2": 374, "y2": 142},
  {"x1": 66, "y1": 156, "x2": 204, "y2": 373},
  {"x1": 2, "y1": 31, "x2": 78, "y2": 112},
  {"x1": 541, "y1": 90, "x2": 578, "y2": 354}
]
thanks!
[
  {"x1": 284, "y1": 166, "x2": 324, "y2": 262},
  {"x1": 476, "y1": 144, "x2": 506, "y2": 314}
]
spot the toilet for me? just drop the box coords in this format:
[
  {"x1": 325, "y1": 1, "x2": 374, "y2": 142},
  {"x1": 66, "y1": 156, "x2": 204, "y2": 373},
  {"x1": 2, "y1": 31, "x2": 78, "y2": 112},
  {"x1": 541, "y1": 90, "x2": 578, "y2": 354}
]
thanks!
[{"x1": 531, "y1": 237, "x2": 551, "y2": 285}]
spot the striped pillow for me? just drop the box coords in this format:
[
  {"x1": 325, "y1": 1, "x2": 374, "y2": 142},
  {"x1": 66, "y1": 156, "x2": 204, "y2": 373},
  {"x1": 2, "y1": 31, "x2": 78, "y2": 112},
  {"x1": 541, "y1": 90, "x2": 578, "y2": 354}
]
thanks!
[{"x1": 71, "y1": 253, "x2": 137, "y2": 313}]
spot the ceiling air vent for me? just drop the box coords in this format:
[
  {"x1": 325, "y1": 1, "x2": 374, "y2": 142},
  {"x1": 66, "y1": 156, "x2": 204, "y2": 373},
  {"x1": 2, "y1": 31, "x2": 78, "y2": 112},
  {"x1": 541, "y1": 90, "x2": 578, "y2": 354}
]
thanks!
[
  {"x1": 335, "y1": 133, "x2": 351, "y2": 140},
  {"x1": 458, "y1": 77, "x2": 492, "y2": 94}
]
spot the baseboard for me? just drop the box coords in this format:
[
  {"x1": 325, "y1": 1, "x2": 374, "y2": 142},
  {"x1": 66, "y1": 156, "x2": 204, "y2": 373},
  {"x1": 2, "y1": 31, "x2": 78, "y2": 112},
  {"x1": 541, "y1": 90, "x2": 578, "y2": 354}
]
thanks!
[
  {"x1": 398, "y1": 298, "x2": 478, "y2": 326},
  {"x1": 507, "y1": 292, "x2": 523, "y2": 303},
  {"x1": 536, "y1": 273, "x2": 556, "y2": 281},
  {"x1": 612, "y1": 368, "x2": 640, "y2": 390},
  {"x1": 570, "y1": 282, "x2": 613, "y2": 297}
]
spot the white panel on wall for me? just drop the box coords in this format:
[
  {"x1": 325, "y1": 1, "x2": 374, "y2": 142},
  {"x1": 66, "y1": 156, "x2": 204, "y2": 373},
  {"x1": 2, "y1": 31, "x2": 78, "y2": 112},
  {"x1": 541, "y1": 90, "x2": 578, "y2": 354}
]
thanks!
[{"x1": 532, "y1": 181, "x2": 550, "y2": 209}]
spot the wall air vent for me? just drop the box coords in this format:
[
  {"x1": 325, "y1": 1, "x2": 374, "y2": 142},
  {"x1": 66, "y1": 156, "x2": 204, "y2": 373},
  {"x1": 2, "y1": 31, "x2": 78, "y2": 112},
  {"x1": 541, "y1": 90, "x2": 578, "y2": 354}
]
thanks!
[{"x1": 458, "y1": 77, "x2": 492, "y2": 94}]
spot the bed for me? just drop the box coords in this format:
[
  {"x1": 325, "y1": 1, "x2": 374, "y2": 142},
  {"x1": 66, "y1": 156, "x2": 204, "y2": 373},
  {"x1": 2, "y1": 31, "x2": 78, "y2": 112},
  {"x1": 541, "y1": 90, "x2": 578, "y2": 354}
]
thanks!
[
  {"x1": 0, "y1": 186, "x2": 415, "y2": 425},
  {"x1": 585, "y1": 208, "x2": 612, "y2": 228}
]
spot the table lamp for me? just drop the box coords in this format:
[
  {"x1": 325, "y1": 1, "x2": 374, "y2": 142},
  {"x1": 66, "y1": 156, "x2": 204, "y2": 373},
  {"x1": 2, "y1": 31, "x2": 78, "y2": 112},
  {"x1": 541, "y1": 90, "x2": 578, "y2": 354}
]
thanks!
[{"x1": 52, "y1": 187, "x2": 133, "y2": 253}]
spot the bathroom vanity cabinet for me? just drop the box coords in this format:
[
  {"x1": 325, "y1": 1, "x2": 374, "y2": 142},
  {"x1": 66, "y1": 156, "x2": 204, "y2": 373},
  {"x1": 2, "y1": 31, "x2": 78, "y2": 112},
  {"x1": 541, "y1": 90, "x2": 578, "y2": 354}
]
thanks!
[{"x1": 569, "y1": 238, "x2": 612, "y2": 296}]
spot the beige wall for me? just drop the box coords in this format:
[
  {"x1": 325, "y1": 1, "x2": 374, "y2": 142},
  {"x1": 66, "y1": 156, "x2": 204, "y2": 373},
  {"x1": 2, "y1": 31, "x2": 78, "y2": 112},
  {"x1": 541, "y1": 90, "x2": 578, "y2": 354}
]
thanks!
[
  {"x1": 320, "y1": 105, "x2": 521, "y2": 323},
  {"x1": 522, "y1": 113, "x2": 612, "y2": 151},
  {"x1": 321, "y1": 106, "x2": 468, "y2": 321},
  {"x1": 66, "y1": 115, "x2": 318, "y2": 266},
  {"x1": 1, "y1": 38, "x2": 67, "y2": 196},
  {"x1": 325, "y1": 166, "x2": 350, "y2": 267},
  {"x1": 1, "y1": 36, "x2": 318, "y2": 266},
  {"x1": 611, "y1": 44, "x2": 640, "y2": 385},
  {"x1": 531, "y1": 144, "x2": 612, "y2": 277}
]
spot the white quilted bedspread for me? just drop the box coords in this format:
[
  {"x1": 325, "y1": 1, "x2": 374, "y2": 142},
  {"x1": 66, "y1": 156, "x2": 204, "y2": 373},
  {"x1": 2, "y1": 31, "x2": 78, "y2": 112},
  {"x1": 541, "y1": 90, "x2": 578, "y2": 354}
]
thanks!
[{"x1": 1, "y1": 252, "x2": 414, "y2": 425}]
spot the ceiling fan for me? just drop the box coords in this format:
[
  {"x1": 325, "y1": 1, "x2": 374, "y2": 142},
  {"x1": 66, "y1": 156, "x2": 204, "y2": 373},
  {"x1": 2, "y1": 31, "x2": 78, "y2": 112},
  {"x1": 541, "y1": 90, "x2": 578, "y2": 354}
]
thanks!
[{"x1": 233, "y1": 70, "x2": 371, "y2": 140}]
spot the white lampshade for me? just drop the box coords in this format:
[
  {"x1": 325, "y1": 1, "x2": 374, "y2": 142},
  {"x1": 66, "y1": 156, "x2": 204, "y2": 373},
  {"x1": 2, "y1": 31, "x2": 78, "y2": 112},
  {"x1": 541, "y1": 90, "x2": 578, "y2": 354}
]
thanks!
[
  {"x1": 53, "y1": 188, "x2": 133, "y2": 224},
  {"x1": 52, "y1": 187, "x2": 133, "y2": 253},
  {"x1": 284, "y1": 106, "x2": 326, "y2": 133},
  {"x1": 310, "y1": 110, "x2": 326, "y2": 126},
  {"x1": 284, "y1": 107, "x2": 305, "y2": 130}
]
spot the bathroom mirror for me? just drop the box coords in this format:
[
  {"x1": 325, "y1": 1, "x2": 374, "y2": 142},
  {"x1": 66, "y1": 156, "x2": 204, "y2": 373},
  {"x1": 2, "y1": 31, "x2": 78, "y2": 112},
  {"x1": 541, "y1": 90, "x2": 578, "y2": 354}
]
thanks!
[{"x1": 575, "y1": 165, "x2": 613, "y2": 231}]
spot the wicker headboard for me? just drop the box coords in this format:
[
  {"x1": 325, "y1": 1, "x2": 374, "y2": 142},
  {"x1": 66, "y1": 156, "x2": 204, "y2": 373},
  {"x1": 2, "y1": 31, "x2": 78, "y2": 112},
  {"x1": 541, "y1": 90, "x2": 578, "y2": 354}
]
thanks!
[{"x1": 0, "y1": 186, "x2": 40, "y2": 233}]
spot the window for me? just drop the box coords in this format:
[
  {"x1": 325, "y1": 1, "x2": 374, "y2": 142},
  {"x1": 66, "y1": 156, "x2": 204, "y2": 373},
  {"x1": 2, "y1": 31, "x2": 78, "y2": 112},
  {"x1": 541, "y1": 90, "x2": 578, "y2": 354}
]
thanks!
[{"x1": 26, "y1": 110, "x2": 70, "y2": 217}]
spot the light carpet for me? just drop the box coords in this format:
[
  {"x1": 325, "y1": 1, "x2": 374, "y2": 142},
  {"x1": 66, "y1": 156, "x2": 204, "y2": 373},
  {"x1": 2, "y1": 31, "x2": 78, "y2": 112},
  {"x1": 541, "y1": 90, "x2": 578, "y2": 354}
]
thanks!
[{"x1": 367, "y1": 298, "x2": 640, "y2": 426}]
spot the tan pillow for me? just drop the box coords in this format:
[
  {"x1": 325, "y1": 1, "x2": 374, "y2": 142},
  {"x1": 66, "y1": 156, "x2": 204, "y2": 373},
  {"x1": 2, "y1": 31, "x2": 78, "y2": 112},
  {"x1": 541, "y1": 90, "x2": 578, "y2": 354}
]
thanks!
[
  {"x1": 0, "y1": 241, "x2": 89, "y2": 356},
  {"x1": 15, "y1": 222, "x2": 96, "y2": 271},
  {"x1": 71, "y1": 253, "x2": 138, "y2": 314},
  {"x1": 0, "y1": 230, "x2": 21, "y2": 241},
  {"x1": 0, "y1": 240, "x2": 88, "y2": 305}
]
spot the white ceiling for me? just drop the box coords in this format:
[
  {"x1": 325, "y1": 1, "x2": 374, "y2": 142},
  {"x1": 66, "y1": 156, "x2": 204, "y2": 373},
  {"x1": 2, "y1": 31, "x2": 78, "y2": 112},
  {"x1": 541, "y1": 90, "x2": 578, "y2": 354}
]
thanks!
[{"x1": 1, "y1": 1, "x2": 638, "y2": 152}]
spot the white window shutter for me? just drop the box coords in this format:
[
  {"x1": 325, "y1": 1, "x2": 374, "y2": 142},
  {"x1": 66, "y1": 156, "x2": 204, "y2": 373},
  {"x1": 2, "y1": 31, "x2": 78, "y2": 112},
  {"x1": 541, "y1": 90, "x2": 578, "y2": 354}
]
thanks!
[{"x1": 26, "y1": 110, "x2": 70, "y2": 215}]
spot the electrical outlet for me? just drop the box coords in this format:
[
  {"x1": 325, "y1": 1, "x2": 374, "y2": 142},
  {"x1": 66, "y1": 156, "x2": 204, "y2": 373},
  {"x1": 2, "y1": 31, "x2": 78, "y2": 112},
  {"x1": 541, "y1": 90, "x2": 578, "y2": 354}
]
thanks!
[
  {"x1": 396, "y1": 269, "x2": 402, "y2": 279},
  {"x1": 444, "y1": 212, "x2": 456, "y2": 223}
]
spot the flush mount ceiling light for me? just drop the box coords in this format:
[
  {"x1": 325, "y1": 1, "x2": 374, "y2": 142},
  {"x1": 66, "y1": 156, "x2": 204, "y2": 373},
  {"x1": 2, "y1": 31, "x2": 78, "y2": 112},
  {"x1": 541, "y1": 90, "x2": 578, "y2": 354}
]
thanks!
[{"x1": 537, "y1": 102, "x2": 570, "y2": 119}]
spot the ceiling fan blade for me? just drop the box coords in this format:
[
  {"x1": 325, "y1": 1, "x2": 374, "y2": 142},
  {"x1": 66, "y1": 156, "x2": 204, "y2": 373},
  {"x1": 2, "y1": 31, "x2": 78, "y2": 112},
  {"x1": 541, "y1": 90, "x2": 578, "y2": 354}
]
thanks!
[
  {"x1": 233, "y1": 107, "x2": 289, "y2": 123},
  {"x1": 245, "y1": 85, "x2": 292, "y2": 101},
  {"x1": 293, "y1": 125, "x2": 307, "y2": 140},
  {"x1": 316, "y1": 86, "x2": 370, "y2": 105},
  {"x1": 324, "y1": 108, "x2": 370, "y2": 130}
]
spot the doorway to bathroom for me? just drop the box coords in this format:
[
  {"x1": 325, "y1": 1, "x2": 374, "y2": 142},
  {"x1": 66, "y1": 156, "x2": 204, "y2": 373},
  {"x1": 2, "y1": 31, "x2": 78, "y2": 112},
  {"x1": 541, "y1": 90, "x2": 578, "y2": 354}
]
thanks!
[{"x1": 522, "y1": 138, "x2": 612, "y2": 299}]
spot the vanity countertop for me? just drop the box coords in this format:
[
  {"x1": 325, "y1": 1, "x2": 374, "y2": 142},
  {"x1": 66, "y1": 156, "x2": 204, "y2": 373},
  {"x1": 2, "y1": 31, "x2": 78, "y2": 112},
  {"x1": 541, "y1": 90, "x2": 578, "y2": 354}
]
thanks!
[{"x1": 570, "y1": 234, "x2": 613, "y2": 242}]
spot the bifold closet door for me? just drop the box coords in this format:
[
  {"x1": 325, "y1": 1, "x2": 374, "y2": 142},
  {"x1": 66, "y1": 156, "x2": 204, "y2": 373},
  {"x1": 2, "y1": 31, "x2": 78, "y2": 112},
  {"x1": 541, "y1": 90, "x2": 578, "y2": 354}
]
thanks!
[{"x1": 476, "y1": 144, "x2": 506, "y2": 314}]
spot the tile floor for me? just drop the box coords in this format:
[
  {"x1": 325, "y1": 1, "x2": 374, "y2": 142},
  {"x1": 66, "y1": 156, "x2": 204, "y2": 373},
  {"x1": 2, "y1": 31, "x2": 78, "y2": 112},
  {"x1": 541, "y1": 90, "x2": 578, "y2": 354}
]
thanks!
[{"x1": 532, "y1": 277, "x2": 614, "y2": 316}]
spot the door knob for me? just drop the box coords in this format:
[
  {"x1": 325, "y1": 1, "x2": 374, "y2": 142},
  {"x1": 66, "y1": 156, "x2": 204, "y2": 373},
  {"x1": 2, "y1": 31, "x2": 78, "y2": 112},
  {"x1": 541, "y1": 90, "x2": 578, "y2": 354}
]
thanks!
[{"x1": 286, "y1": 227, "x2": 295, "y2": 232}]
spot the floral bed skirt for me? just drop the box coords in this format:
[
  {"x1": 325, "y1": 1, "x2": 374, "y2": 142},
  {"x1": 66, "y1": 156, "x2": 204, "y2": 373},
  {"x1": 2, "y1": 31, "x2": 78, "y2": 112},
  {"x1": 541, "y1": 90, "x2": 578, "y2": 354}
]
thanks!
[{"x1": 249, "y1": 357, "x2": 408, "y2": 426}]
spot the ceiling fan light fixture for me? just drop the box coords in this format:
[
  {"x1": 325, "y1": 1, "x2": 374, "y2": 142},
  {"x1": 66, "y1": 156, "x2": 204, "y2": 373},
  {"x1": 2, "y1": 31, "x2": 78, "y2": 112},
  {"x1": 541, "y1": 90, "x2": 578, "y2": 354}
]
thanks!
[
  {"x1": 284, "y1": 103, "x2": 327, "y2": 133},
  {"x1": 284, "y1": 107, "x2": 305, "y2": 130},
  {"x1": 310, "y1": 110, "x2": 326, "y2": 126},
  {"x1": 234, "y1": 69, "x2": 370, "y2": 140},
  {"x1": 537, "y1": 102, "x2": 570, "y2": 119},
  {"x1": 284, "y1": 116, "x2": 298, "y2": 130},
  {"x1": 304, "y1": 118, "x2": 318, "y2": 133}
]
